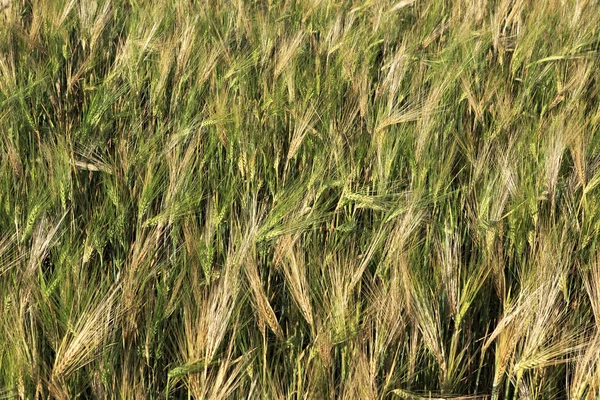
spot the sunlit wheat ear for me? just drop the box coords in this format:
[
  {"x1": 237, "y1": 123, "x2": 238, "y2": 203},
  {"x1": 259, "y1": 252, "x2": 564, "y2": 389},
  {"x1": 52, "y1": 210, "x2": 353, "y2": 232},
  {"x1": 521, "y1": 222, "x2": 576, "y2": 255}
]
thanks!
[
  {"x1": 51, "y1": 285, "x2": 121, "y2": 384},
  {"x1": 0, "y1": 0, "x2": 11, "y2": 22},
  {"x1": 545, "y1": 125, "x2": 566, "y2": 212},
  {"x1": 0, "y1": 234, "x2": 18, "y2": 277},
  {"x1": 364, "y1": 269, "x2": 406, "y2": 384},
  {"x1": 120, "y1": 228, "x2": 161, "y2": 341},
  {"x1": 176, "y1": 218, "x2": 248, "y2": 377},
  {"x1": 398, "y1": 253, "x2": 447, "y2": 383},
  {"x1": 485, "y1": 233, "x2": 573, "y2": 393},
  {"x1": 286, "y1": 101, "x2": 317, "y2": 169},
  {"x1": 381, "y1": 42, "x2": 409, "y2": 110},
  {"x1": 245, "y1": 251, "x2": 284, "y2": 339},
  {"x1": 205, "y1": 262, "x2": 241, "y2": 362},
  {"x1": 569, "y1": 332, "x2": 600, "y2": 400},
  {"x1": 174, "y1": 270, "x2": 241, "y2": 398},
  {"x1": 584, "y1": 254, "x2": 600, "y2": 329},
  {"x1": 341, "y1": 349, "x2": 377, "y2": 400},
  {"x1": 24, "y1": 214, "x2": 66, "y2": 284},
  {"x1": 205, "y1": 344, "x2": 252, "y2": 400},
  {"x1": 510, "y1": 284, "x2": 584, "y2": 388},
  {"x1": 437, "y1": 227, "x2": 461, "y2": 318},
  {"x1": 274, "y1": 234, "x2": 314, "y2": 328},
  {"x1": 0, "y1": 53, "x2": 17, "y2": 94},
  {"x1": 413, "y1": 72, "x2": 451, "y2": 161},
  {"x1": 274, "y1": 30, "x2": 305, "y2": 80}
]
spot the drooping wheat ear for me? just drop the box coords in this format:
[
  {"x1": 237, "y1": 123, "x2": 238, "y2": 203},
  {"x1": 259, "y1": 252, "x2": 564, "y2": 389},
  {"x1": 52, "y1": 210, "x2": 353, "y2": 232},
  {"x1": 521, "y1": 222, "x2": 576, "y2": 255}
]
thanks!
[{"x1": 51, "y1": 285, "x2": 122, "y2": 381}]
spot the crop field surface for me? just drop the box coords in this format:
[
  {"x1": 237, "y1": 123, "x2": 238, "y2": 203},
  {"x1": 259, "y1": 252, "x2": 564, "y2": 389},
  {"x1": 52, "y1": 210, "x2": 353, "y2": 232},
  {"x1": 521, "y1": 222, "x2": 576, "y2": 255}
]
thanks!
[{"x1": 1, "y1": 0, "x2": 600, "y2": 399}]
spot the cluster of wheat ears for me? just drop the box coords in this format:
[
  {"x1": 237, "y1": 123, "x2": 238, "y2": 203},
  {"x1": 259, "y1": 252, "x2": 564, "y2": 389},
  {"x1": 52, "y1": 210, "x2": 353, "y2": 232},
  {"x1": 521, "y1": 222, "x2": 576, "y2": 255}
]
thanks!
[{"x1": 1, "y1": 0, "x2": 600, "y2": 398}]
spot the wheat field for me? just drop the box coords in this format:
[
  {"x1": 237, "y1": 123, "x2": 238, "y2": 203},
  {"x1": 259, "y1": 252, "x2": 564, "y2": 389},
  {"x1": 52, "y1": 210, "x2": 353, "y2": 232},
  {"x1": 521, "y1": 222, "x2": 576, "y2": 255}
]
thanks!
[{"x1": 1, "y1": 0, "x2": 600, "y2": 398}]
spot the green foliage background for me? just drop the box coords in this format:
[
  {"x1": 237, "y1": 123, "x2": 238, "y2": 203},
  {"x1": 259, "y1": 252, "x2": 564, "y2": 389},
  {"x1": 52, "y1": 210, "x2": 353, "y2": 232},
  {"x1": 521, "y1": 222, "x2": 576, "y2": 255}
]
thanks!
[{"x1": 1, "y1": 0, "x2": 600, "y2": 398}]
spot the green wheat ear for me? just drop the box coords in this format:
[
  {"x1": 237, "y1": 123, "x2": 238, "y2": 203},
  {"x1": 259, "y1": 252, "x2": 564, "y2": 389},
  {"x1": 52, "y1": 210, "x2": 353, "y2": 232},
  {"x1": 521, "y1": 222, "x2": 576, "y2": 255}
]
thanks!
[{"x1": 22, "y1": 203, "x2": 42, "y2": 241}]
